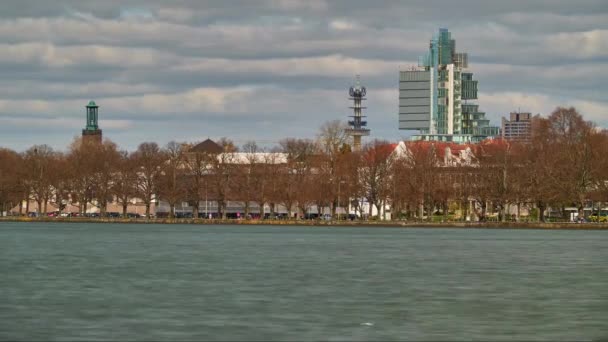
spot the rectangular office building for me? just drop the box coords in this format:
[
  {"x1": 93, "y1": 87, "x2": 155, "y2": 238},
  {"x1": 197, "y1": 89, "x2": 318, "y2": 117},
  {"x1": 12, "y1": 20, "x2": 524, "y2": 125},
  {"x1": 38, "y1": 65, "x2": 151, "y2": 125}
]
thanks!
[
  {"x1": 399, "y1": 70, "x2": 431, "y2": 130},
  {"x1": 502, "y1": 112, "x2": 532, "y2": 141}
]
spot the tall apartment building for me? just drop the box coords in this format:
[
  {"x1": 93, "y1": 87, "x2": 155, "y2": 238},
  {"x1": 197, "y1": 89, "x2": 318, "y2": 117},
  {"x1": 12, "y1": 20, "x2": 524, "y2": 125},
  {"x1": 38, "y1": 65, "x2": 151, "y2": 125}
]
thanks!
[
  {"x1": 399, "y1": 28, "x2": 499, "y2": 143},
  {"x1": 501, "y1": 112, "x2": 532, "y2": 141}
]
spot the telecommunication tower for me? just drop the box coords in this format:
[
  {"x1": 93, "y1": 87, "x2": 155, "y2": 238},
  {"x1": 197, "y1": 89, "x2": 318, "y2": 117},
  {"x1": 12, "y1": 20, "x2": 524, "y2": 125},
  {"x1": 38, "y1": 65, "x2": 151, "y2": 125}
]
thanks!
[{"x1": 345, "y1": 75, "x2": 370, "y2": 151}]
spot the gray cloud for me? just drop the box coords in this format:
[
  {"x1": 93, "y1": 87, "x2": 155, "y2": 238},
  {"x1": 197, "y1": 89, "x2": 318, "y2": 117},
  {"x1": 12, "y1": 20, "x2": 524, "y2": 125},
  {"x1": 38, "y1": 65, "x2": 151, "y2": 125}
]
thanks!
[{"x1": 0, "y1": 0, "x2": 606, "y2": 151}]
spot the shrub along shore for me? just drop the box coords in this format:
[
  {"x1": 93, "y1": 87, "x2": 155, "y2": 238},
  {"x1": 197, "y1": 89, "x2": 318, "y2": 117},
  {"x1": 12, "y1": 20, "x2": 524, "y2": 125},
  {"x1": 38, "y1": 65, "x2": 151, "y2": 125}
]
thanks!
[{"x1": 1, "y1": 216, "x2": 607, "y2": 230}]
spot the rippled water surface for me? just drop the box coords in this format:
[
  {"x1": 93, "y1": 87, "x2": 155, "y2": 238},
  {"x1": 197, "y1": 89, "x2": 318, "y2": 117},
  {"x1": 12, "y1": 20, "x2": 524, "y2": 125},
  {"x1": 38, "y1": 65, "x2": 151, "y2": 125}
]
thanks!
[{"x1": 1, "y1": 222, "x2": 607, "y2": 341}]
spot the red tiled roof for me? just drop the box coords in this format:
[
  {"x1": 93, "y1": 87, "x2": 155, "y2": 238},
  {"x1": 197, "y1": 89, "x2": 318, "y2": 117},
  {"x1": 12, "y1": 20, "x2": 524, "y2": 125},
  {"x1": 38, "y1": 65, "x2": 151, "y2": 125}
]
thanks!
[{"x1": 401, "y1": 141, "x2": 473, "y2": 159}]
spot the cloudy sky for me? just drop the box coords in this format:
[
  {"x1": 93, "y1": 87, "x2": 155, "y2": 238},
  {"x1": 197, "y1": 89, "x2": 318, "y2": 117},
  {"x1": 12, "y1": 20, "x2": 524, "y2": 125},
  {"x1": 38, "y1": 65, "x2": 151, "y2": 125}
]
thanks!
[{"x1": 1, "y1": 0, "x2": 606, "y2": 151}]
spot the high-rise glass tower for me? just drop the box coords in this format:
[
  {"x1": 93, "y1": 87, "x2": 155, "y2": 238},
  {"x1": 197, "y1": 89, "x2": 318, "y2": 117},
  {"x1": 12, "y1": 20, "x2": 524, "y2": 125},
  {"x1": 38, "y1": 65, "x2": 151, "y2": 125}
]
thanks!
[{"x1": 399, "y1": 28, "x2": 499, "y2": 143}]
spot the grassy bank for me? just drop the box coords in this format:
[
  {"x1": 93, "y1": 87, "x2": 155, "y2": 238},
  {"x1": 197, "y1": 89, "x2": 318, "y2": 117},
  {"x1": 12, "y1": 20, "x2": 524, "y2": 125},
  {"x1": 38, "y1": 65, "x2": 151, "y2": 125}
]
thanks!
[{"x1": 1, "y1": 216, "x2": 607, "y2": 230}]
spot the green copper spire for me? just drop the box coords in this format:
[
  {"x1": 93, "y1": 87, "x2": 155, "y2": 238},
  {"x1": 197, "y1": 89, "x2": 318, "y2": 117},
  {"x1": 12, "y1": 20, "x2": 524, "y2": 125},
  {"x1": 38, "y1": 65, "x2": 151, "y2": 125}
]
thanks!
[{"x1": 85, "y1": 100, "x2": 99, "y2": 131}]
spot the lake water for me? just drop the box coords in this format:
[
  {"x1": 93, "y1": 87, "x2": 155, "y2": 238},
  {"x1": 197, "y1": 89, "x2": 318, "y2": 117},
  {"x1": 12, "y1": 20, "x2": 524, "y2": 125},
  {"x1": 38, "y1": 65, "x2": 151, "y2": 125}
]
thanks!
[{"x1": 1, "y1": 222, "x2": 607, "y2": 341}]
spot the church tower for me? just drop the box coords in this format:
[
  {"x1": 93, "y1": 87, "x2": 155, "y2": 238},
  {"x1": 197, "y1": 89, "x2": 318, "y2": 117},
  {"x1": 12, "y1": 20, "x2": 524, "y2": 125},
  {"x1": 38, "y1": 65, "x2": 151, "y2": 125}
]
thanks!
[{"x1": 82, "y1": 100, "x2": 102, "y2": 144}]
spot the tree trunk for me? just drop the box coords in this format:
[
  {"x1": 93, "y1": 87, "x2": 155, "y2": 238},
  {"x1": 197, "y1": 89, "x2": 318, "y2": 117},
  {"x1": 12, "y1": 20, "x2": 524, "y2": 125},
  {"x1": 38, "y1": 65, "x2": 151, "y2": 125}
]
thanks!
[
  {"x1": 19, "y1": 201, "x2": 23, "y2": 215},
  {"x1": 285, "y1": 202, "x2": 292, "y2": 220},
  {"x1": 259, "y1": 202, "x2": 265, "y2": 219},
  {"x1": 145, "y1": 203, "x2": 151, "y2": 219},
  {"x1": 56, "y1": 195, "x2": 63, "y2": 215},
  {"x1": 538, "y1": 201, "x2": 545, "y2": 222},
  {"x1": 382, "y1": 200, "x2": 387, "y2": 221},
  {"x1": 331, "y1": 200, "x2": 337, "y2": 218},
  {"x1": 392, "y1": 200, "x2": 399, "y2": 221},
  {"x1": 352, "y1": 200, "x2": 360, "y2": 219},
  {"x1": 123, "y1": 203, "x2": 128, "y2": 218},
  {"x1": 470, "y1": 200, "x2": 476, "y2": 221},
  {"x1": 25, "y1": 199, "x2": 30, "y2": 215},
  {"x1": 221, "y1": 201, "x2": 227, "y2": 220},
  {"x1": 299, "y1": 205, "x2": 307, "y2": 220},
  {"x1": 192, "y1": 201, "x2": 199, "y2": 219},
  {"x1": 169, "y1": 203, "x2": 175, "y2": 219}
]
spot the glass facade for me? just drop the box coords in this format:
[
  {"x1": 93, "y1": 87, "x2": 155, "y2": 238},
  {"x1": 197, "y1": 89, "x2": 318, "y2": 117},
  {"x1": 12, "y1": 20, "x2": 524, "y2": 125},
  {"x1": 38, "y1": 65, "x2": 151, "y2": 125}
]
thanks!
[{"x1": 401, "y1": 28, "x2": 499, "y2": 143}]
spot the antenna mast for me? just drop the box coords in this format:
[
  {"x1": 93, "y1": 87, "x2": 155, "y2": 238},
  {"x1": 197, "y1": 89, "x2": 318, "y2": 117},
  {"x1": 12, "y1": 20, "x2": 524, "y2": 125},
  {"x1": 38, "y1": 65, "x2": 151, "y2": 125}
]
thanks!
[{"x1": 345, "y1": 75, "x2": 370, "y2": 151}]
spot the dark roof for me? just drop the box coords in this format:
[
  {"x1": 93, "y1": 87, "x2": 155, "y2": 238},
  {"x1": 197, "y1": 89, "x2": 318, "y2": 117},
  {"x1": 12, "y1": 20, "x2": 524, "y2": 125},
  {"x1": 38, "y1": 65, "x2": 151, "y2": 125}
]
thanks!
[{"x1": 190, "y1": 139, "x2": 223, "y2": 154}]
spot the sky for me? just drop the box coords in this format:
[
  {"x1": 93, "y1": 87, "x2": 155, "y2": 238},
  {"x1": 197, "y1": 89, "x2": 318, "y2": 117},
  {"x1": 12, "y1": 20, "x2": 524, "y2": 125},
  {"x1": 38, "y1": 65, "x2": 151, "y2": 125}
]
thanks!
[{"x1": 0, "y1": 0, "x2": 606, "y2": 152}]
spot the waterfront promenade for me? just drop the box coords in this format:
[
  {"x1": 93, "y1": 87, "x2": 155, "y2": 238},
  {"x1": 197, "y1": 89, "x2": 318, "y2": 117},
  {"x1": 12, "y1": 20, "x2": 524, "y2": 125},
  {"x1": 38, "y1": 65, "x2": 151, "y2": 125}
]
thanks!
[{"x1": 2, "y1": 216, "x2": 607, "y2": 230}]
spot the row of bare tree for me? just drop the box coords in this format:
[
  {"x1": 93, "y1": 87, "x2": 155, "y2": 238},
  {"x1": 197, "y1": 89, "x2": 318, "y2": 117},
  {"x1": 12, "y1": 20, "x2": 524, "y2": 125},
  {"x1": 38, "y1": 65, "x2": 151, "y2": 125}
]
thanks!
[{"x1": 0, "y1": 107, "x2": 606, "y2": 221}]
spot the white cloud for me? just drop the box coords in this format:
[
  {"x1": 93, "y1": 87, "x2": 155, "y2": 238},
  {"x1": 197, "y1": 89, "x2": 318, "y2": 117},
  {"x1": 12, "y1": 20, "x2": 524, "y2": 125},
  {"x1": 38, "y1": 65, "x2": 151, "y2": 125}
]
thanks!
[
  {"x1": 155, "y1": 8, "x2": 195, "y2": 23},
  {"x1": 479, "y1": 92, "x2": 608, "y2": 128},
  {"x1": 569, "y1": 100, "x2": 608, "y2": 127},
  {"x1": 174, "y1": 55, "x2": 402, "y2": 77},
  {"x1": 329, "y1": 19, "x2": 356, "y2": 31},
  {"x1": 0, "y1": 81, "x2": 162, "y2": 99},
  {"x1": 499, "y1": 12, "x2": 608, "y2": 33},
  {"x1": 0, "y1": 116, "x2": 132, "y2": 130},
  {"x1": 0, "y1": 42, "x2": 177, "y2": 68},
  {"x1": 480, "y1": 92, "x2": 553, "y2": 117},
  {"x1": 0, "y1": 2, "x2": 605, "y2": 151},
  {"x1": 544, "y1": 30, "x2": 608, "y2": 59},
  {"x1": 270, "y1": 0, "x2": 328, "y2": 11},
  {"x1": 99, "y1": 119, "x2": 135, "y2": 130}
]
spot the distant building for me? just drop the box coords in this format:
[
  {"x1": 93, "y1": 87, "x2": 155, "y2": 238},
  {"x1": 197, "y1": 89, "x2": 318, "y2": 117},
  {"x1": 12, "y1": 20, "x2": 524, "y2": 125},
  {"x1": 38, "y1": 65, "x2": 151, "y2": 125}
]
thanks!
[
  {"x1": 501, "y1": 112, "x2": 532, "y2": 141},
  {"x1": 161, "y1": 138, "x2": 289, "y2": 218},
  {"x1": 189, "y1": 138, "x2": 224, "y2": 154},
  {"x1": 82, "y1": 100, "x2": 102, "y2": 144},
  {"x1": 398, "y1": 28, "x2": 499, "y2": 143},
  {"x1": 391, "y1": 140, "x2": 475, "y2": 167}
]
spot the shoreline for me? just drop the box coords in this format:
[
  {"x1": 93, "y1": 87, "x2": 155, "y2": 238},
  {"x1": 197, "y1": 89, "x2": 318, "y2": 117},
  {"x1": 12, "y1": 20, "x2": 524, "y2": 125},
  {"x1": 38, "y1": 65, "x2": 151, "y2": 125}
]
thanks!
[{"x1": 1, "y1": 217, "x2": 607, "y2": 230}]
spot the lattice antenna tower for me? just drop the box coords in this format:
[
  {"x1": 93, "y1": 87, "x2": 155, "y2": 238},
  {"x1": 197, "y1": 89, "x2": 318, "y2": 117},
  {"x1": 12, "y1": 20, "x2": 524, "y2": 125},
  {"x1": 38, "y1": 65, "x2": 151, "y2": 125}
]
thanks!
[{"x1": 345, "y1": 75, "x2": 370, "y2": 151}]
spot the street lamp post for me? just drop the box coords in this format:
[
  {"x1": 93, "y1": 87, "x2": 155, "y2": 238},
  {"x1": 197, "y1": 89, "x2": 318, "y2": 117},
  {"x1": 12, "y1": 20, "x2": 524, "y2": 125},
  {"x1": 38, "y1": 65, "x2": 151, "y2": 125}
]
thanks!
[{"x1": 205, "y1": 179, "x2": 208, "y2": 219}]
